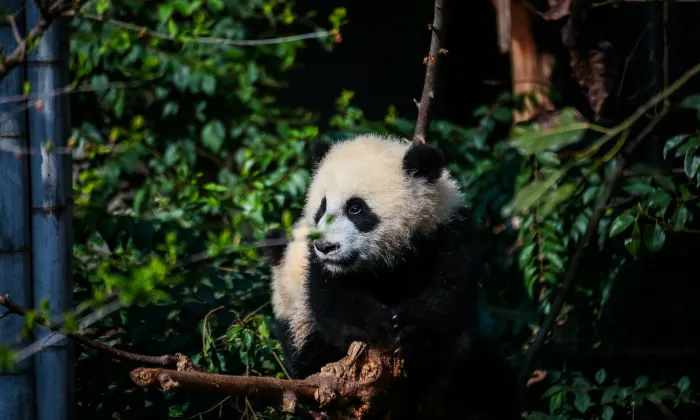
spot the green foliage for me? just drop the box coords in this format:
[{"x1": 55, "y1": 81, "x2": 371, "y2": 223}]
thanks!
[
  {"x1": 1, "y1": 1, "x2": 699, "y2": 418},
  {"x1": 538, "y1": 371, "x2": 694, "y2": 419},
  {"x1": 24, "y1": 0, "x2": 346, "y2": 417}
]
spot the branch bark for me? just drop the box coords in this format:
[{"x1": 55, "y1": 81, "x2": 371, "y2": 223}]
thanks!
[
  {"x1": 412, "y1": 0, "x2": 448, "y2": 144},
  {"x1": 131, "y1": 342, "x2": 403, "y2": 418}
]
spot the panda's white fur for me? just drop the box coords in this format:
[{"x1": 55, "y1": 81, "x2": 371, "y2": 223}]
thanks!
[
  {"x1": 302, "y1": 134, "x2": 462, "y2": 273},
  {"x1": 270, "y1": 133, "x2": 462, "y2": 353},
  {"x1": 269, "y1": 223, "x2": 312, "y2": 351},
  {"x1": 268, "y1": 134, "x2": 521, "y2": 418}
]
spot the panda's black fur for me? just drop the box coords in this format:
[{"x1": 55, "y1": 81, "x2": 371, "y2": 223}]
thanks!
[{"x1": 266, "y1": 136, "x2": 521, "y2": 419}]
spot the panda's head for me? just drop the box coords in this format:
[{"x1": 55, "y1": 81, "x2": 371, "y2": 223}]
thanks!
[{"x1": 301, "y1": 134, "x2": 462, "y2": 275}]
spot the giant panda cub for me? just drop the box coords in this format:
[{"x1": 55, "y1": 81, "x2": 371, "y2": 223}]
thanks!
[{"x1": 266, "y1": 134, "x2": 520, "y2": 419}]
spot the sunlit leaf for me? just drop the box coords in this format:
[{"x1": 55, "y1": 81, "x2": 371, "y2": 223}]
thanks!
[
  {"x1": 509, "y1": 108, "x2": 589, "y2": 155},
  {"x1": 609, "y1": 212, "x2": 635, "y2": 237}
]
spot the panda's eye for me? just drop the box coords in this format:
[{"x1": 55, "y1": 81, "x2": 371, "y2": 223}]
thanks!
[{"x1": 348, "y1": 204, "x2": 362, "y2": 215}]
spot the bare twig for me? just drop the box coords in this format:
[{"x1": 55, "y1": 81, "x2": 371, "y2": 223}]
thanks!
[
  {"x1": 77, "y1": 13, "x2": 337, "y2": 47},
  {"x1": 0, "y1": 294, "x2": 186, "y2": 367},
  {"x1": 12, "y1": 299, "x2": 124, "y2": 364},
  {"x1": 0, "y1": 1, "x2": 69, "y2": 83},
  {"x1": 0, "y1": 79, "x2": 148, "y2": 105},
  {"x1": 8, "y1": 15, "x2": 23, "y2": 44},
  {"x1": 412, "y1": 0, "x2": 448, "y2": 144}
]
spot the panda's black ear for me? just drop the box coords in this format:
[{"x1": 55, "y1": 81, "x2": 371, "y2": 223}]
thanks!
[
  {"x1": 311, "y1": 139, "x2": 332, "y2": 167},
  {"x1": 402, "y1": 143, "x2": 445, "y2": 182}
]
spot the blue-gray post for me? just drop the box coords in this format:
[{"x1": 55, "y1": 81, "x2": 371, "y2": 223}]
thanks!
[
  {"x1": 0, "y1": 2, "x2": 37, "y2": 420},
  {"x1": 25, "y1": 3, "x2": 74, "y2": 420}
]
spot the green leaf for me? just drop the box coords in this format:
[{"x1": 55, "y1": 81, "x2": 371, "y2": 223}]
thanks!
[
  {"x1": 601, "y1": 386, "x2": 618, "y2": 404},
  {"x1": 540, "y1": 183, "x2": 577, "y2": 217},
  {"x1": 201, "y1": 120, "x2": 225, "y2": 153},
  {"x1": 684, "y1": 152, "x2": 700, "y2": 179},
  {"x1": 647, "y1": 191, "x2": 672, "y2": 214},
  {"x1": 595, "y1": 368, "x2": 607, "y2": 385},
  {"x1": 503, "y1": 169, "x2": 566, "y2": 215},
  {"x1": 549, "y1": 391, "x2": 565, "y2": 414},
  {"x1": 670, "y1": 206, "x2": 689, "y2": 229},
  {"x1": 519, "y1": 243, "x2": 536, "y2": 270},
  {"x1": 509, "y1": 108, "x2": 589, "y2": 155},
  {"x1": 544, "y1": 251, "x2": 564, "y2": 272},
  {"x1": 681, "y1": 93, "x2": 700, "y2": 110},
  {"x1": 201, "y1": 75, "x2": 217, "y2": 95},
  {"x1": 609, "y1": 212, "x2": 635, "y2": 237},
  {"x1": 642, "y1": 224, "x2": 666, "y2": 254},
  {"x1": 542, "y1": 384, "x2": 564, "y2": 398},
  {"x1": 203, "y1": 183, "x2": 228, "y2": 192},
  {"x1": 167, "y1": 19, "x2": 178, "y2": 38},
  {"x1": 677, "y1": 376, "x2": 691, "y2": 393},
  {"x1": 635, "y1": 375, "x2": 650, "y2": 389},
  {"x1": 602, "y1": 406, "x2": 615, "y2": 420},
  {"x1": 625, "y1": 222, "x2": 641, "y2": 256},
  {"x1": 492, "y1": 107, "x2": 512, "y2": 123},
  {"x1": 623, "y1": 182, "x2": 656, "y2": 196},
  {"x1": 663, "y1": 134, "x2": 688, "y2": 159},
  {"x1": 573, "y1": 390, "x2": 591, "y2": 413}
]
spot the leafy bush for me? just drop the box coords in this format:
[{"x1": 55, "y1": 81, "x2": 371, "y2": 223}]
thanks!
[{"x1": 1, "y1": 0, "x2": 699, "y2": 419}]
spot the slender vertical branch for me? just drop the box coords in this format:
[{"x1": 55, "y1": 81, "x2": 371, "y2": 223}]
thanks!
[
  {"x1": 412, "y1": 0, "x2": 448, "y2": 145},
  {"x1": 519, "y1": 107, "x2": 669, "y2": 383}
]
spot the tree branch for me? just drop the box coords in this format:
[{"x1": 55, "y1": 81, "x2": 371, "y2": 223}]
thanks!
[
  {"x1": 1, "y1": 294, "x2": 404, "y2": 418},
  {"x1": 412, "y1": 0, "x2": 448, "y2": 144},
  {"x1": 519, "y1": 60, "x2": 700, "y2": 383},
  {"x1": 0, "y1": 294, "x2": 185, "y2": 367},
  {"x1": 0, "y1": 1, "x2": 68, "y2": 84},
  {"x1": 519, "y1": 107, "x2": 668, "y2": 383},
  {"x1": 76, "y1": 12, "x2": 338, "y2": 47},
  {"x1": 130, "y1": 341, "x2": 403, "y2": 418}
]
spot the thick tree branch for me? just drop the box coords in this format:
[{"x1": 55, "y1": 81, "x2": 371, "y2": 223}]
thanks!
[
  {"x1": 412, "y1": 0, "x2": 448, "y2": 144},
  {"x1": 131, "y1": 342, "x2": 403, "y2": 418}
]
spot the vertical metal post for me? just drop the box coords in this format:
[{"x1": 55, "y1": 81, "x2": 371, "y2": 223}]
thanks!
[
  {"x1": 0, "y1": 2, "x2": 37, "y2": 420},
  {"x1": 25, "y1": 2, "x2": 74, "y2": 420}
]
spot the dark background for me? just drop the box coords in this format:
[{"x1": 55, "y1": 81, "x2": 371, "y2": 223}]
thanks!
[{"x1": 279, "y1": 0, "x2": 700, "y2": 392}]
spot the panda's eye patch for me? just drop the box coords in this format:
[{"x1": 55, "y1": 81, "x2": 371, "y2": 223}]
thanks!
[
  {"x1": 314, "y1": 197, "x2": 327, "y2": 224},
  {"x1": 344, "y1": 196, "x2": 379, "y2": 232},
  {"x1": 345, "y1": 197, "x2": 366, "y2": 216},
  {"x1": 348, "y1": 204, "x2": 362, "y2": 215}
]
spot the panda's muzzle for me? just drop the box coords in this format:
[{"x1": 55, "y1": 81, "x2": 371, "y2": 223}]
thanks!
[{"x1": 314, "y1": 241, "x2": 340, "y2": 255}]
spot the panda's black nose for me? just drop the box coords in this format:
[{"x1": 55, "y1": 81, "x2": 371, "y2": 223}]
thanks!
[{"x1": 314, "y1": 241, "x2": 339, "y2": 254}]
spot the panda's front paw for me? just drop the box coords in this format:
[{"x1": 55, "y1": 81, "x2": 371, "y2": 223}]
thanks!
[{"x1": 391, "y1": 312, "x2": 419, "y2": 356}]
